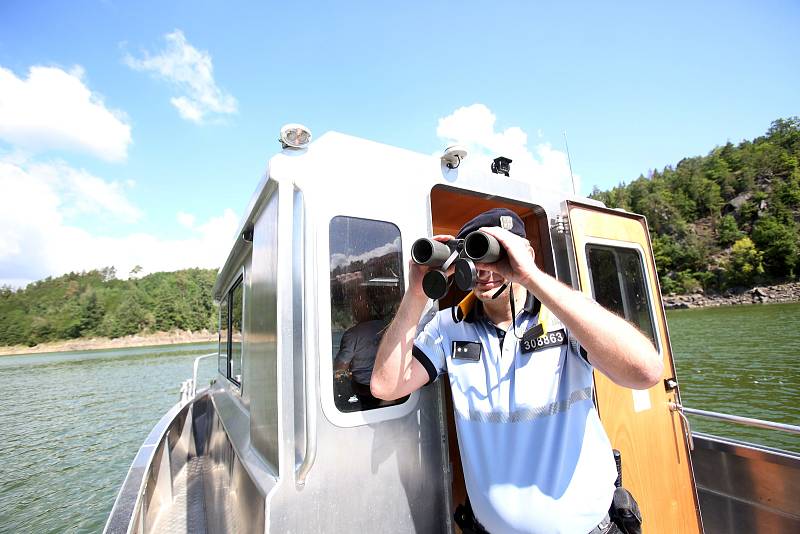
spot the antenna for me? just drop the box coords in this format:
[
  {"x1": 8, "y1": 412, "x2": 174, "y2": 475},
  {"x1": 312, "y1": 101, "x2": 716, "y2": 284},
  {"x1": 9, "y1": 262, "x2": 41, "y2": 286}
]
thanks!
[{"x1": 563, "y1": 130, "x2": 577, "y2": 196}]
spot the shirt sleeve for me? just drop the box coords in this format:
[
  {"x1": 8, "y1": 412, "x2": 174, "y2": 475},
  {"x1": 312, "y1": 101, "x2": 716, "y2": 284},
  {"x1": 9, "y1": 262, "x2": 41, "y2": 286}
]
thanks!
[
  {"x1": 567, "y1": 331, "x2": 592, "y2": 367},
  {"x1": 334, "y1": 328, "x2": 356, "y2": 367},
  {"x1": 412, "y1": 311, "x2": 448, "y2": 384}
]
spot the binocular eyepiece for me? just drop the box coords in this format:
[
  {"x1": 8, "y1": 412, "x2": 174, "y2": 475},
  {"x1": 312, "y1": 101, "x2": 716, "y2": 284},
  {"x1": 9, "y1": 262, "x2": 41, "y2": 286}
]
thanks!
[{"x1": 411, "y1": 231, "x2": 505, "y2": 300}]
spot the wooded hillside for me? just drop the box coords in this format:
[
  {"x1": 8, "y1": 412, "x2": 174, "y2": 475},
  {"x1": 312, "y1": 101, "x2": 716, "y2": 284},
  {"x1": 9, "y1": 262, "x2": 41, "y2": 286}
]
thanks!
[
  {"x1": 0, "y1": 268, "x2": 217, "y2": 347},
  {"x1": 590, "y1": 118, "x2": 800, "y2": 294}
]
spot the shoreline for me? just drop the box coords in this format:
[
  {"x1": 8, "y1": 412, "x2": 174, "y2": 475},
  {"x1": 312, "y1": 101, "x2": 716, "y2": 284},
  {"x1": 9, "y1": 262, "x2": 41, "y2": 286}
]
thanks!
[
  {"x1": 662, "y1": 281, "x2": 800, "y2": 310},
  {"x1": 0, "y1": 330, "x2": 217, "y2": 356},
  {"x1": 3, "y1": 282, "x2": 798, "y2": 355}
]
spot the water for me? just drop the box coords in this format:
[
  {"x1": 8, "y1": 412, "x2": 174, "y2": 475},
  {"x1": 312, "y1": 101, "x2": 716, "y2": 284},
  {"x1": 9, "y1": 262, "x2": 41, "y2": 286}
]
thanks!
[
  {"x1": 0, "y1": 304, "x2": 798, "y2": 533},
  {"x1": 0, "y1": 343, "x2": 217, "y2": 534},
  {"x1": 668, "y1": 302, "x2": 800, "y2": 453}
]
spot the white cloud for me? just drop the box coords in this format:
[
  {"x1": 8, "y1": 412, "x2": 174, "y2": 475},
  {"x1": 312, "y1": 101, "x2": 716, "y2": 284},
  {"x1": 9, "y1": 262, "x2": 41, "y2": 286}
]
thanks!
[
  {"x1": 25, "y1": 160, "x2": 142, "y2": 223},
  {"x1": 176, "y1": 211, "x2": 195, "y2": 228},
  {"x1": 330, "y1": 237, "x2": 402, "y2": 270},
  {"x1": 436, "y1": 104, "x2": 580, "y2": 194},
  {"x1": 0, "y1": 65, "x2": 132, "y2": 161},
  {"x1": 125, "y1": 30, "x2": 237, "y2": 123},
  {"x1": 0, "y1": 156, "x2": 238, "y2": 287}
]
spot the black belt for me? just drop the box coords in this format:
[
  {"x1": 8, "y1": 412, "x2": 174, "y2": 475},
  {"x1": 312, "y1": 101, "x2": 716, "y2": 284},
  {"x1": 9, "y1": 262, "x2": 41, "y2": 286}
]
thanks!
[{"x1": 456, "y1": 508, "x2": 615, "y2": 534}]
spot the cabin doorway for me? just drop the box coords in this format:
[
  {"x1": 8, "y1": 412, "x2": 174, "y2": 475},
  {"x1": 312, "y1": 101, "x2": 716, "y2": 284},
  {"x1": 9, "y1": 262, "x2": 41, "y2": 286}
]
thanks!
[{"x1": 428, "y1": 184, "x2": 550, "y2": 529}]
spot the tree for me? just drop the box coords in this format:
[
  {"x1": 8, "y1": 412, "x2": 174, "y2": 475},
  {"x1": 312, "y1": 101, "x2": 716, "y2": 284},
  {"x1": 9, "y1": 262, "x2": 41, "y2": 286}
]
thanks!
[
  {"x1": 725, "y1": 238, "x2": 764, "y2": 286},
  {"x1": 104, "y1": 292, "x2": 154, "y2": 338},
  {"x1": 766, "y1": 117, "x2": 800, "y2": 153},
  {"x1": 101, "y1": 266, "x2": 117, "y2": 282},
  {"x1": 0, "y1": 268, "x2": 218, "y2": 346},
  {"x1": 717, "y1": 215, "x2": 744, "y2": 247},
  {"x1": 751, "y1": 216, "x2": 798, "y2": 277}
]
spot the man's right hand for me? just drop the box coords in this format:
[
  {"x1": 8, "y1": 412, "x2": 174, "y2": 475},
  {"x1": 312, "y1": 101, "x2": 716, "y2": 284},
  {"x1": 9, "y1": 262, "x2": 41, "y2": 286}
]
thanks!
[{"x1": 371, "y1": 234, "x2": 454, "y2": 400}]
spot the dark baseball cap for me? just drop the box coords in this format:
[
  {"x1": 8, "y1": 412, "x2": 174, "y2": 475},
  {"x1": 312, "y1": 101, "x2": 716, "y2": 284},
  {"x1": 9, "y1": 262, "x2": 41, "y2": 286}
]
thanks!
[{"x1": 456, "y1": 208, "x2": 526, "y2": 240}]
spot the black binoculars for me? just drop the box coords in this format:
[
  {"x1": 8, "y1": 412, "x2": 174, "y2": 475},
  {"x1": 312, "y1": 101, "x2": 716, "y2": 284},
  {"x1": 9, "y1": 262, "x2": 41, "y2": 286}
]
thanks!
[{"x1": 411, "y1": 231, "x2": 506, "y2": 300}]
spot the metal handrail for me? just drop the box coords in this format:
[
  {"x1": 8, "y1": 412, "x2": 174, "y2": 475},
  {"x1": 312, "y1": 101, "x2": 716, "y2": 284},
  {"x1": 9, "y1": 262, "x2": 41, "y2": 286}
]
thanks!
[
  {"x1": 296, "y1": 208, "x2": 318, "y2": 488},
  {"x1": 683, "y1": 406, "x2": 800, "y2": 435},
  {"x1": 190, "y1": 353, "x2": 217, "y2": 398}
]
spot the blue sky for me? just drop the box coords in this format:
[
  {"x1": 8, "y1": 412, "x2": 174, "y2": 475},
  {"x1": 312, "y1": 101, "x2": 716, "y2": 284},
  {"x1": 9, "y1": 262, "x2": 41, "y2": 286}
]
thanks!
[{"x1": 1, "y1": 0, "x2": 798, "y2": 286}]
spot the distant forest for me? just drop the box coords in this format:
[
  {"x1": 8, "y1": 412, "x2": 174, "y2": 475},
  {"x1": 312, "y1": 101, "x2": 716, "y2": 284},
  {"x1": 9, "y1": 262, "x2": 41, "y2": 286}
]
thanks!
[
  {"x1": 590, "y1": 117, "x2": 799, "y2": 294},
  {"x1": 0, "y1": 268, "x2": 217, "y2": 347}
]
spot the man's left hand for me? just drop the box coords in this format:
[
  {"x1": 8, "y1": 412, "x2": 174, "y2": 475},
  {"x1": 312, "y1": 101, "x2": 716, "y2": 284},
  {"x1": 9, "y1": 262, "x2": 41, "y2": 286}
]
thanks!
[{"x1": 475, "y1": 226, "x2": 538, "y2": 286}]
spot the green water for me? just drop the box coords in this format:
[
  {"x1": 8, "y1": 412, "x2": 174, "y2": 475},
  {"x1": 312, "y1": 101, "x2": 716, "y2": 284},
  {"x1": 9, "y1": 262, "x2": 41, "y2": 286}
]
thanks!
[
  {"x1": 0, "y1": 304, "x2": 798, "y2": 533},
  {"x1": 0, "y1": 343, "x2": 217, "y2": 534},
  {"x1": 668, "y1": 302, "x2": 800, "y2": 453}
]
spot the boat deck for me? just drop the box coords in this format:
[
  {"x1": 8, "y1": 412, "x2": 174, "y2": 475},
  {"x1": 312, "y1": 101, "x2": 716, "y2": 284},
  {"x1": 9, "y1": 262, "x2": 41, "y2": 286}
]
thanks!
[{"x1": 152, "y1": 457, "x2": 208, "y2": 534}]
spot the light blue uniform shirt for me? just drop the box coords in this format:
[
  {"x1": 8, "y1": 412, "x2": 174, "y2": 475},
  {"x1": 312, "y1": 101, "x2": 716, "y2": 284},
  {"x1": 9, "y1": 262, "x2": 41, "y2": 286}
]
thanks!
[{"x1": 413, "y1": 302, "x2": 617, "y2": 534}]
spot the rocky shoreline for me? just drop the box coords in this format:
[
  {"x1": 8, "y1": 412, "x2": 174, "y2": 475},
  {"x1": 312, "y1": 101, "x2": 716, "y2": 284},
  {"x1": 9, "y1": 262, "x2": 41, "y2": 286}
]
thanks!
[
  {"x1": 662, "y1": 281, "x2": 800, "y2": 309},
  {"x1": 0, "y1": 329, "x2": 217, "y2": 356}
]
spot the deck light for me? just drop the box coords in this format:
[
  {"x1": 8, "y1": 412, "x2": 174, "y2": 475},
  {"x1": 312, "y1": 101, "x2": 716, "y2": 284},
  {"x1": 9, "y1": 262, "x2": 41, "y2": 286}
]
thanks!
[{"x1": 280, "y1": 123, "x2": 312, "y2": 149}]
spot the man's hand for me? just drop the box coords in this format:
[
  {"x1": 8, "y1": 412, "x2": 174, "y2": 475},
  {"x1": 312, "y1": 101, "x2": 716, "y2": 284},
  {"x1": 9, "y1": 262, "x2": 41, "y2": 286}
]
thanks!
[
  {"x1": 474, "y1": 226, "x2": 538, "y2": 286},
  {"x1": 371, "y1": 234, "x2": 456, "y2": 400}
]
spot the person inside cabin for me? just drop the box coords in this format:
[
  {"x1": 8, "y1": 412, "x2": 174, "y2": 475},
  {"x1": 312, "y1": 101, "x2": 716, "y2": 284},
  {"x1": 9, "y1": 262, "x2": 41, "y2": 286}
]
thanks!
[
  {"x1": 334, "y1": 287, "x2": 388, "y2": 409},
  {"x1": 370, "y1": 208, "x2": 662, "y2": 534}
]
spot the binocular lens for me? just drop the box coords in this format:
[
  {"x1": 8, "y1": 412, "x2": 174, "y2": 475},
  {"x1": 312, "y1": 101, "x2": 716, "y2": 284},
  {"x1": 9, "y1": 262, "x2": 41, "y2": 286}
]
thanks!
[
  {"x1": 464, "y1": 231, "x2": 504, "y2": 263},
  {"x1": 411, "y1": 239, "x2": 433, "y2": 264},
  {"x1": 412, "y1": 238, "x2": 453, "y2": 266},
  {"x1": 422, "y1": 270, "x2": 450, "y2": 300},
  {"x1": 454, "y1": 258, "x2": 477, "y2": 292}
]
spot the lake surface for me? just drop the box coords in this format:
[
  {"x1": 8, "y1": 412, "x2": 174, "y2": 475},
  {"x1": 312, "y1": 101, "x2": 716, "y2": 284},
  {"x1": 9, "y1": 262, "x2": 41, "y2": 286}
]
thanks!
[
  {"x1": 0, "y1": 303, "x2": 798, "y2": 533},
  {"x1": 667, "y1": 301, "x2": 799, "y2": 453},
  {"x1": 0, "y1": 343, "x2": 217, "y2": 534}
]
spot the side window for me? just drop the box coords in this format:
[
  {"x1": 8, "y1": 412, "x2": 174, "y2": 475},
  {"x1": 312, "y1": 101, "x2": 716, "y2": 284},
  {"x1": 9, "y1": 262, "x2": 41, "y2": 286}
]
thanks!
[
  {"x1": 217, "y1": 275, "x2": 244, "y2": 385},
  {"x1": 586, "y1": 245, "x2": 657, "y2": 346},
  {"x1": 329, "y1": 216, "x2": 407, "y2": 413},
  {"x1": 218, "y1": 295, "x2": 229, "y2": 376},
  {"x1": 230, "y1": 279, "x2": 243, "y2": 385}
]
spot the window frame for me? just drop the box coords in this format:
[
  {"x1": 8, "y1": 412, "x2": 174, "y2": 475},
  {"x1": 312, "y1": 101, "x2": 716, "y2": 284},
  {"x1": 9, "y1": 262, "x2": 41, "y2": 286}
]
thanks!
[
  {"x1": 218, "y1": 293, "x2": 229, "y2": 377},
  {"x1": 319, "y1": 214, "x2": 420, "y2": 428},
  {"x1": 217, "y1": 271, "x2": 245, "y2": 389},
  {"x1": 584, "y1": 238, "x2": 662, "y2": 354}
]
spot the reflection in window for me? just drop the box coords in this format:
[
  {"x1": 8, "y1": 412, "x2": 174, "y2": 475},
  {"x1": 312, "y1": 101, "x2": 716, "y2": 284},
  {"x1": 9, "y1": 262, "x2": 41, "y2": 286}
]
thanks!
[
  {"x1": 329, "y1": 216, "x2": 407, "y2": 412},
  {"x1": 218, "y1": 295, "x2": 229, "y2": 376},
  {"x1": 230, "y1": 279, "x2": 243, "y2": 385},
  {"x1": 587, "y1": 245, "x2": 657, "y2": 345}
]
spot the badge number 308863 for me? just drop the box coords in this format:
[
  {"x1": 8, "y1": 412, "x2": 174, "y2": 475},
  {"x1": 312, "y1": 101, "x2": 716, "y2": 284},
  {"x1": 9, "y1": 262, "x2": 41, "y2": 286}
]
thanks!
[{"x1": 521, "y1": 329, "x2": 566, "y2": 353}]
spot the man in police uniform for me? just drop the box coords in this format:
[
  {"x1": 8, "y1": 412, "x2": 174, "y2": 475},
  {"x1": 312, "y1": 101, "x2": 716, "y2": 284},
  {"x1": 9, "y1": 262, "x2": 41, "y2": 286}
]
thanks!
[{"x1": 370, "y1": 209, "x2": 662, "y2": 534}]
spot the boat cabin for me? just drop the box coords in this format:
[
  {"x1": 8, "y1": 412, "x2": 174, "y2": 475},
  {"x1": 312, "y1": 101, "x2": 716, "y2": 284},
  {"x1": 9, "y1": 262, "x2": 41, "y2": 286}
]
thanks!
[{"x1": 105, "y1": 128, "x2": 800, "y2": 534}]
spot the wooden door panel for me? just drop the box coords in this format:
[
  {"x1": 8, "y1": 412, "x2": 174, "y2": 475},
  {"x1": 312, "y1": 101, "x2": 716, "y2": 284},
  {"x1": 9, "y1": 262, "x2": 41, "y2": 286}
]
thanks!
[{"x1": 567, "y1": 202, "x2": 702, "y2": 533}]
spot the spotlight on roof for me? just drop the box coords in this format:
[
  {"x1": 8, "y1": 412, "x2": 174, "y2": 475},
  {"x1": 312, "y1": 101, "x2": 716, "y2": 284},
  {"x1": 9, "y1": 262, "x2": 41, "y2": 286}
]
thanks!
[{"x1": 279, "y1": 123, "x2": 312, "y2": 149}]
